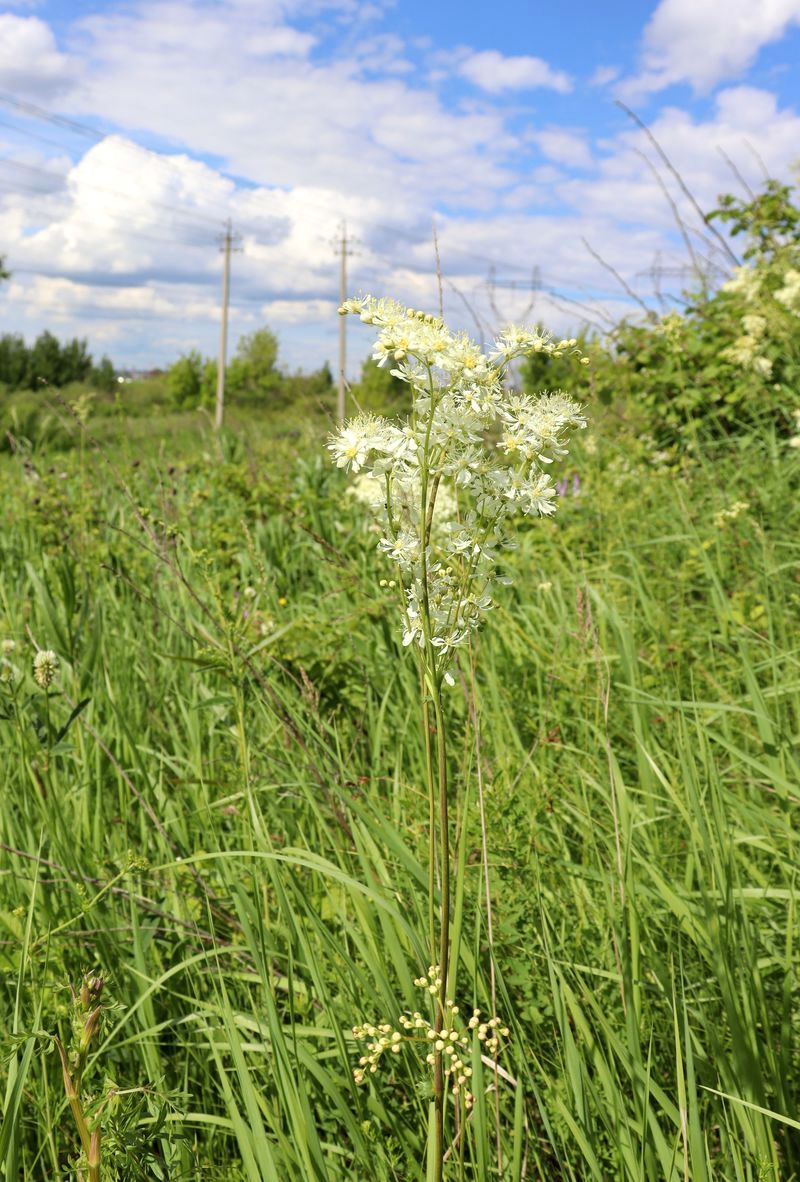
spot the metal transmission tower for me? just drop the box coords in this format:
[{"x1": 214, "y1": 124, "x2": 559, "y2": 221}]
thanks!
[
  {"x1": 214, "y1": 219, "x2": 242, "y2": 432},
  {"x1": 487, "y1": 265, "x2": 542, "y2": 327},
  {"x1": 334, "y1": 222, "x2": 358, "y2": 423}
]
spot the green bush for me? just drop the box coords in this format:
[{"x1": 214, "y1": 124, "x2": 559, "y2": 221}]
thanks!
[
  {"x1": 166, "y1": 350, "x2": 204, "y2": 408},
  {"x1": 521, "y1": 178, "x2": 800, "y2": 446}
]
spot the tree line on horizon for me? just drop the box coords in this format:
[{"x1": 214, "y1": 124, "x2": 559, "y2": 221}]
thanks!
[{"x1": 0, "y1": 331, "x2": 117, "y2": 393}]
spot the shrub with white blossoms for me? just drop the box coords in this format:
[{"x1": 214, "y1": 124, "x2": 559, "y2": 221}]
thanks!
[{"x1": 329, "y1": 296, "x2": 589, "y2": 687}]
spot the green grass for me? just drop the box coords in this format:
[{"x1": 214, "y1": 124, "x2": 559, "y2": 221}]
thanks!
[{"x1": 1, "y1": 400, "x2": 799, "y2": 1179}]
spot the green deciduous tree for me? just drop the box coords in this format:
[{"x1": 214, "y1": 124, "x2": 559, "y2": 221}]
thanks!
[
  {"x1": 166, "y1": 350, "x2": 203, "y2": 408},
  {"x1": 27, "y1": 331, "x2": 92, "y2": 388},
  {"x1": 90, "y1": 356, "x2": 117, "y2": 392},
  {"x1": 0, "y1": 334, "x2": 29, "y2": 389},
  {"x1": 351, "y1": 354, "x2": 407, "y2": 412},
  {"x1": 222, "y1": 327, "x2": 281, "y2": 403}
]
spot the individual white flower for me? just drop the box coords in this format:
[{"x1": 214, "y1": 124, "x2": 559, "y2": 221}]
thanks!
[
  {"x1": 378, "y1": 530, "x2": 420, "y2": 569},
  {"x1": 328, "y1": 415, "x2": 380, "y2": 473},
  {"x1": 383, "y1": 424, "x2": 419, "y2": 461},
  {"x1": 490, "y1": 324, "x2": 552, "y2": 360}
]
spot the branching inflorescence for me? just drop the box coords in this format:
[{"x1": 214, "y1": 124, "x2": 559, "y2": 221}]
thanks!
[
  {"x1": 353, "y1": 967, "x2": 509, "y2": 1110},
  {"x1": 330, "y1": 296, "x2": 588, "y2": 686}
]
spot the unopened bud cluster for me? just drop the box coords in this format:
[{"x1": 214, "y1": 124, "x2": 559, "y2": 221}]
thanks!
[
  {"x1": 330, "y1": 296, "x2": 588, "y2": 683},
  {"x1": 68, "y1": 973, "x2": 105, "y2": 1087},
  {"x1": 351, "y1": 966, "x2": 510, "y2": 1108}
]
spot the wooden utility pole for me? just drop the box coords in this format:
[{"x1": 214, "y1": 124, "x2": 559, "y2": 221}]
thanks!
[
  {"x1": 215, "y1": 219, "x2": 234, "y2": 431},
  {"x1": 337, "y1": 221, "x2": 349, "y2": 423}
]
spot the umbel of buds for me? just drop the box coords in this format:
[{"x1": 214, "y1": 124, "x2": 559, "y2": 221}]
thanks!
[
  {"x1": 351, "y1": 967, "x2": 510, "y2": 1110},
  {"x1": 33, "y1": 649, "x2": 59, "y2": 689},
  {"x1": 329, "y1": 296, "x2": 589, "y2": 685}
]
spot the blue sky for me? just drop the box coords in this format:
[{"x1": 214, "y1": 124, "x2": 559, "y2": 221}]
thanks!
[{"x1": 1, "y1": 0, "x2": 799, "y2": 373}]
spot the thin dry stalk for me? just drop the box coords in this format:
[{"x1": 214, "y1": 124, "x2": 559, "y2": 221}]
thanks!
[
  {"x1": 582, "y1": 236, "x2": 655, "y2": 319},
  {"x1": 632, "y1": 147, "x2": 707, "y2": 286},
  {"x1": 467, "y1": 643, "x2": 503, "y2": 1176},
  {"x1": 432, "y1": 217, "x2": 444, "y2": 320},
  {"x1": 717, "y1": 146, "x2": 756, "y2": 200},
  {"x1": 444, "y1": 277, "x2": 489, "y2": 349},
  {"x1": 616, "y1": 100, "x2": 741, "y2": 267}
]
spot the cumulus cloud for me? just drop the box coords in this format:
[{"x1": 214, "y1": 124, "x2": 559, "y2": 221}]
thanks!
[
  {"x1": 457, "y1": 49, "x2": 572, "y2": 95},
  {"x1": 570, "y1": 87, "x2": 800, "y2": 229},
  {"x1": 532, "y1": 129, "x2": 593, "y2": 169},
  {"x1": 624, "y1": 0, "x2": 800, "y2": 94},
  {"x1": 61, "y1": 1, "x2": 520, "y2": 209},
  {"x1": 0, "y1": 14, "x2": 73, "y2": 98}
]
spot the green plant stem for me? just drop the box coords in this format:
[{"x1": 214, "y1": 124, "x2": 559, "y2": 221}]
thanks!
[
  {"x1": 87, "y1": 1129, "x2": 101, "y2": 1182},
  {"x1": 421, "y1": 681, "x2": 437, "y2": 969},
  {"x1": 431, "y1": 673, "x2": 450, "y2": 1182},
  {"x1": 55, "y1": 1039, "x2": 93, "y2": 1166}
]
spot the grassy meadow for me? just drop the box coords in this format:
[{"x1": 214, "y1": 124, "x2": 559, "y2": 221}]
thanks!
[{"x1": 1, "y1": 381, "x2": 799, "y2": 1180}]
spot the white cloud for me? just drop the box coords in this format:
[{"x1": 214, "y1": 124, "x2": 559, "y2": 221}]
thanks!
[
  {"x1": 533, "y1": 129, "x2": 593, "y2": 169},
  {"x1": 624, "y1": 0, "x2": 800, "y2": 94},
  {"x1": 6, "y1": 274, "x2": 220, "y2": 322},
  {"x1": 590, "y1": 65, "x2": 620, "y2": 88},
  {"x1": 457, "y1": 49, "x2": 572, "y2": 94},
  {"x1": 61, "y1": 2, "x2": 519, "y2": 208},
  {"x1": 577, "y1": 87, "x2": 800, "y2": 223},
  {"x1": 262, "y1": 298, "x2": 338, "y2": 324},
  {"x1": 0, "y1": 14, "x2": 73, "y2": 98}
]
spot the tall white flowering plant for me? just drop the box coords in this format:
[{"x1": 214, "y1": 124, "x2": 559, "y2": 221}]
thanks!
[{"x1": 329, "y1": 295, "x2": 588, "y2": 1179}]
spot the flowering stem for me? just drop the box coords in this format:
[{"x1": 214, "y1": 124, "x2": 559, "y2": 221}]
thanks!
[
  {"x1": 421, "y1": 674, "x2": 437, "y2": 967},
  {"x1": 431, "y1": 672, "x2": 450, "y2": 1182},
  {"x1": 332, "y1": 295, "x2": 589, "y2": 1179}
]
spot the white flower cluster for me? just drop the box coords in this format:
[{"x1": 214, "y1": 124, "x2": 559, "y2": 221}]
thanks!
[
  {"x1": 723, "y1": 312, "x2": 773, "y2": 378},
  {"x1": 0, "y1": 638, "x2": 17, "y2": 685},
  {"x1": 775, "y1": 268, "x2": 800, "y2": 314},
  {"x1": 722, "y1": 266, "x2": 762, "y2": 303},
  {"x1": 33, "y1": 649, "x2": 59, "y2": 689},
  {"x1": 351, "y1": 966, "x2": 509, "y2": 1108},
  {"x1": 724, "y1": 261, "x2": 800, "y2": 315},
  {"x1": 713, "y1": 500, "x2": 750, "y2": 529},
  {"x1": 330, "y1": 297, "x2": 588, "y2": 681}
]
